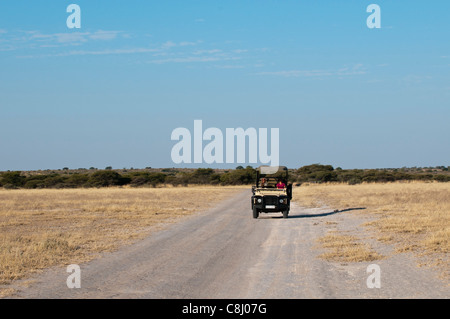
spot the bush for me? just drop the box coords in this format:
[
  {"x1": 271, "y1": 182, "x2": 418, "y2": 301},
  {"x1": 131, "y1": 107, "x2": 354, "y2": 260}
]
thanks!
[
  {"x1": 191, "y1": 168, "x2": 215, "y2": 184},
  {"x1": 220, "y1": 167, "x2": 255, "y2": 185},
  {"x1": 297, "y1": 164, "x2": 334, "y2": 174},
  {"x1": 315, "y1": 171, "x2": 338, "y2": 183},
  {"x1": 66, "y1": 173, "x2": 90, "y2": 187},
  {"x1": 3, "y1": 183, "x2": 18, "y2": 189},
  {"x1": 296, "y1": 164, "x2": 336, "y2": 183},
  {"x1": 165, "y1": 175, "x2": 185, "y2": 187},
  {"x1": 348, "y1": 177, "x2": 362, "y2": 185},
  {"x1": 23, "y1": 180, "x2": 42, "y2": 189},
  {"x1": 88, "y1": 171, "x2": 122, "y2": 187},
  {"x1": 1, "y1": 171, "x2": 26, "y2": 187},
  {"x1": 2, "y1": 165, "x2": 448, "y2": 189},
  {"x1": 129, "y1": 172, "x2": 165, "y2": 187},
  {"x1": 434, "y1": 175, "x2": 450, "y2": 182},
  {"x1": 23, "y1": 175, "x2": 50, "y2": 189},
  {"x1": 41, "y1": 175, "x2": 68, "y2": 188}
]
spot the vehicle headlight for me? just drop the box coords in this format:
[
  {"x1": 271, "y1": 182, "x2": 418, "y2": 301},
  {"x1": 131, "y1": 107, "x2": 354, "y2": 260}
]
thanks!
[
  {"x1": 257, "y1": 198, "x2": 262, "y2": 203},
  {"x1": 279, "y1": 199, "x2": 284, "y2": 203}
]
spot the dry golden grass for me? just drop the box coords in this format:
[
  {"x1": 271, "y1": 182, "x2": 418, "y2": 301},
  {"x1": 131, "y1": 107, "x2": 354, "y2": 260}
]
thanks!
[
  {"x1": 317, "y1": 231, "x2": 384, "y2": 263},
  {"x1": 294, "y1": 182, "x2": 449, "y2": 272},
  {"x1": 0, "y1": 186, "x2": 245, "y2": 287}
]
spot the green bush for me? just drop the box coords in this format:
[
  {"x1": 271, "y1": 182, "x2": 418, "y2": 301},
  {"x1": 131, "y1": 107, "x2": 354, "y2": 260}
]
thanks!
[
  {"x1": 66, "y1": 173, "x2": 90, "y2": 187},
  {"x1": 296, "y1": 164, "x2": 336, "y2": 183},
  {"x1": 129, "y1": 172, "x2": 165, "y2": 187},
  {"x1": 348, "y1": 177, "x2": 362, "y2": 185},
  {"x1": 1, "y1": 171, "x2": 26, "y2": 187},
  {"x1": 2, "y1": 165, "x2": 449, "y2": 189},
  {"x1": 88, "y1": 171, "x2": 122, "y2": 187},
  {"x1": 41, "y1": 175, "x2": 68, "y2": 188},
  {"x1": 434, "y1": 175, "x2": 450, "y2": 182},
  {"x1": 297, "y1": 164, "x2": 334, "y2": 174},
  {"x1": 220, "y1": 167, "x2": 255, "y2": 185},
  {"x1": 23, "y1": 180, "x2": 42, "y2": 189},
  {"x1": 23, "y1": 175, "x2": 51, "y2": 189},
  {"x1": 3, "y1": 183, "x2": 18, "y2": 189},
  {"x1": 190, "y1": 168, "x2": 215, "y2": 184}
]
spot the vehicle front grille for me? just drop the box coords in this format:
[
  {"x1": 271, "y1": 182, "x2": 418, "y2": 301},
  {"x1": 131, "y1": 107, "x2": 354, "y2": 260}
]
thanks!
[{"x1": 264, "y1": 196, "x2": 278, "y2": 205}]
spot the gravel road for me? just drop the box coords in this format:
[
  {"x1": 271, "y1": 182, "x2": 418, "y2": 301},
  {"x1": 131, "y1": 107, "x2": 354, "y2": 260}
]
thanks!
[{"x1": 6, "y1": 190, "x2": 449, "y2": 299}]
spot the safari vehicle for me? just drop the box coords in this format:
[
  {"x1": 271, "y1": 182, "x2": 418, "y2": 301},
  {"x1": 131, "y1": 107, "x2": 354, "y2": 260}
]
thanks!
[{"x1": 251, "y1": 166, "x2": 293, "y2": 219}]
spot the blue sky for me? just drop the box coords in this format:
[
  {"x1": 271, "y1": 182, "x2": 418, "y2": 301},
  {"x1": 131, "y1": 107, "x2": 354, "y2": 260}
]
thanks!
[{"x1": 1, "y1": 1, "x2": 449, "y2": 170}]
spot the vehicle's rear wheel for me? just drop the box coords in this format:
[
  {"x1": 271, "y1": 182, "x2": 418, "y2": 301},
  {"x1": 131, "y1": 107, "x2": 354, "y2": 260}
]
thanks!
[
  {"x1": 253, "y1": 208, "x2": 259, "y2": 219},
  {"x1": 282, "y1": 210, "x2": 288, "y2": 219}
]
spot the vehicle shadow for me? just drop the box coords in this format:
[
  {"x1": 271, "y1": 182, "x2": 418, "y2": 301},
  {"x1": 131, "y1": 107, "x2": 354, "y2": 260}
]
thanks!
[
  {"x1": 289, "y1": 207, "x2": 366, "y2": 219},
  {"x1": 258, "y1": 207, "x2": 366, "y2": 219}
]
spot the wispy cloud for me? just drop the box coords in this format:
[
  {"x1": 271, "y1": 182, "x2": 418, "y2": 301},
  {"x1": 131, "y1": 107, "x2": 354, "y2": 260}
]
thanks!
[
  {"x1": 161, "y1": 40, "x2": 202, "y2": 48},
  {"x1": 50, "y1": 40, "x2": 205, "y2": 59},
  {"x1": 192, "y1": 49, "x2": 222, "y2": 55},
  {"x1": 213, "y1": 64, "x2": 245, "y2": 69},
  {"x1": 19, "y1": 47, "x2": 161, "y2": 58},
  {"x1": 149, "y1": 56, "x2": 224, "y2": 64},
  {"x1": 0, "y1": 45, "x2": 15, "y2": 52},
  {"x1": 16, "y1": 39, "x2": 205, "y2": 60},
  {"x1": 149, "y1": 55, "x2": 241, "y2": 65},
  {"x1": 147, "y1": 46, "x2": 246, "y2": 65},
  {"x1": 232, "y1": 49, "x2": 248, "y2": 54},
  {"x1": 255, "y1": 64, "x2": 367, "y2": 78},
  {"x1": 0, "y1": 29, "x2": 125, "y2": 51},
  {"x1": 179, "y1": 41, "x2": 200, "y2": 46},
  {"x1": 161, "y1": 41, "x2": 177, "y2": 49},
  {"x1": 88, "y1": 30, "x2": 122, "y2": 41},
  {"x1": 30, "y1": 31, "x2": 91, "y2": 43},
  {"x1": 34, "y1": 30, "x2": 122, "y2": 43},
  {"x1": 401, "y1": 74, "x2": 432, "y2": 84},
  {"x1": 3, "y1": 28, "x2": 250, "y2": 68}
]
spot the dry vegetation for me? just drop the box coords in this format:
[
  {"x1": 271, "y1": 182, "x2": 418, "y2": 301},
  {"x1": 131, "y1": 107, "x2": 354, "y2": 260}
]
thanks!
[
  {"x1": 317, "y1": 231, "x2": 384, "y2": 263},
  {"x1": 293, "y1": 182, "x2": 449, "y2": 275},
  {"x1": 0, "y1": 186, "x2": 245, "y2": 288}
]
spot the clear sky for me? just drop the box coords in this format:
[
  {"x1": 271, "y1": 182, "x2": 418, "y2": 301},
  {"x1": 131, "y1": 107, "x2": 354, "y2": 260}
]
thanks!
[{"x1": 1, "y1": 1, "x2": 449, "y2": 170}]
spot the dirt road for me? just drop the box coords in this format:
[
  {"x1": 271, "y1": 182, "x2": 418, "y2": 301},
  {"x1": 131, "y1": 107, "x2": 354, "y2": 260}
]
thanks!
[{"x1": 6, "y1": 190, "x2": 449, "y2": 298}]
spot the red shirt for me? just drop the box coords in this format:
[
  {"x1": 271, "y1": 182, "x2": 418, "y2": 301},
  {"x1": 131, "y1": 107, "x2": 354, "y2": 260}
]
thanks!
[{"x1": 276, "y1": 182, "x2": 286, "y2": 189}]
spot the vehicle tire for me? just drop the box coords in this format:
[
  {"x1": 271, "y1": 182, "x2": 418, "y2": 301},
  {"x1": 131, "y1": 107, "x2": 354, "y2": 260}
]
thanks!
[
  {"x1": 253, "y1": 208, "x2": 259, "y2": 219},
  {"x1": 282, "y1": 210, "x2": 288, "y2": 219}
]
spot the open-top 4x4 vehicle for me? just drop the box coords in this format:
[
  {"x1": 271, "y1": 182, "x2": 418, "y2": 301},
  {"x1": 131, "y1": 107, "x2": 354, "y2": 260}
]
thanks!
[{"x1": 251, "y1": 166, "x2": 293, "y2": 219}]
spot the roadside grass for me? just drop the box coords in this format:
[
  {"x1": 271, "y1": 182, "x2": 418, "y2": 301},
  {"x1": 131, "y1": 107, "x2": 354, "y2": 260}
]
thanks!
[
  {"x1": 293, "y1": 182, "x2": 449, "y2": 275},
  {"x1": 316, "y1": 231, "x2": 384, "y2": 263},
  {"x1": 0, "y1": 186, "x2": 246, "y2": 288}
]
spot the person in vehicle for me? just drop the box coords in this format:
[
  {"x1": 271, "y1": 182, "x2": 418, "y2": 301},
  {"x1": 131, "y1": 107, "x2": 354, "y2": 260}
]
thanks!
[
  {"x1": 276, "y1": 179, "x2": 286, "y2": 189},
  {"x1": 260, "y1": 178, "x2": 268, "y2": 188}
]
